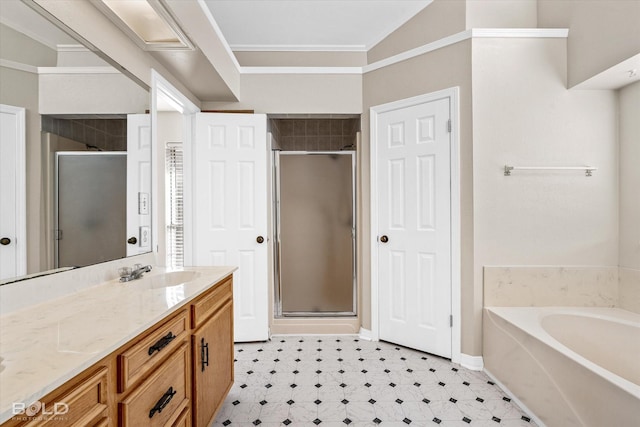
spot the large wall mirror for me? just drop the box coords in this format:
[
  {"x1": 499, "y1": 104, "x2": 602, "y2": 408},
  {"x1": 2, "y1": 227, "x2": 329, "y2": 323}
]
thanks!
[{"x1": 0, "y1": 0, "x2": 151, "y2": 284}]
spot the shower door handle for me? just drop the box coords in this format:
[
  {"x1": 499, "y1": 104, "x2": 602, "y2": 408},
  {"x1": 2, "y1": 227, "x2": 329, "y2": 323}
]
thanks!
[
  {"x1": 256, "y1": 236, "x2": 265, "y2": 244},
  {"x1": 379, "y1": 235, "x2": 389, "y2": 243}
]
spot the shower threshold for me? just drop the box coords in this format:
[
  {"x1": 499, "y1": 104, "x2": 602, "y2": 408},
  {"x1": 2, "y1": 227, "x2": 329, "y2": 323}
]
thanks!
[{"x1": 281, "y1": 311, "x2": 356, "y2": 318}]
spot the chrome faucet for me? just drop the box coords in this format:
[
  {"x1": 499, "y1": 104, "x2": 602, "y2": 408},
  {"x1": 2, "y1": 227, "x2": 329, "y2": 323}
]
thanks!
[{"x1": 119, "y1": 264, "x2": 152, "y2": 282}]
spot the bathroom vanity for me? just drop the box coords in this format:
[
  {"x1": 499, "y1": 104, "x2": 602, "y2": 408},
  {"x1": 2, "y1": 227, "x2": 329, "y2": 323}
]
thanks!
[{"x1": 0, "y1": 266, "x2": 236, "y2": 427}]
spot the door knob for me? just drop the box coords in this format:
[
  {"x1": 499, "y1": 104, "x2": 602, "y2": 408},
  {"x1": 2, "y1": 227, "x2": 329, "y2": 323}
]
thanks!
[
  {"x1": 127, "y1": 236, "x2": 138, "y2": 245},
  {"x1": 256, "y1": 236, "x2": 265, "y2": 244},
  {"x1": 379, "y1": 235, "x2": 389, "y2": 243},
  {"x1": 0, "y1": 237, "x2": 10, "y2": 246}
]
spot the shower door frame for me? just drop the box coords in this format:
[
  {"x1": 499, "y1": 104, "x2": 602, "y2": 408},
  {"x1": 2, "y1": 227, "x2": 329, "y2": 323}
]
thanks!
[
  {"x1": 273, "y1": 151, "x2": 357, "y2": 318},
  {"x1": 54, "y1": 151, "x2": 127, "y2": 268}
]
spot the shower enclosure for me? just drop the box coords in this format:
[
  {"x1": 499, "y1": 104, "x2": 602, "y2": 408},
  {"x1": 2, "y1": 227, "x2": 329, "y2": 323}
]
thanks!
[
  {"x1": 274, "y1": 152, "x2": 356, "y2": 316},
  {"x1": 55, "y1": 152, "x2": 127, "y2": 268}
]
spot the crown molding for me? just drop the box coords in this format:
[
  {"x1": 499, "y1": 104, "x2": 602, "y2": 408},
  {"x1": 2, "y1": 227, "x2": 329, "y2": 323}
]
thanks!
[
  {"x1": 37, "y1": 66, "x2": 121, "y2": 75},
  {"x1": 471, "y1": 28, "x2": 569, "y2": 38},
  {"x1": 231, "y1": 44, "x2": 367, "y2": 52},
  {"x1": 0, "y1": 59, "x2": 38, "y2": 74},
  {"x1": 363, "y1": 28, "x2": 569, "y2": 73},
  {"x1": 240, "y1": 66, "x2": 362, "y2": 75},
  {"x1": 56, "y1": 44, "x2": 90, "y2": 52}
]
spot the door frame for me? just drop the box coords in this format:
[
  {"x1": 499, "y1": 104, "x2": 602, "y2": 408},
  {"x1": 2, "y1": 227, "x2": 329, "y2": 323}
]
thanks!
[
  {"x1": 0, "y1": 104, "x2": 26, "y2": 278},
  {"x1": 151, "y1": 70, "x2": 199, "y2": 261},
  {"x1": 273, "y1": 151, "x2": 357, "y2": 317},
  {"x1": 369, "y1": 87, "x2": 461, "y2": 364}
]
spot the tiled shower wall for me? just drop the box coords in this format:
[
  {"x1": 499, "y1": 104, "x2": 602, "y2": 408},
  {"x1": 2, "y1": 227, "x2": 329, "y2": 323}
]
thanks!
[
  {"x1": 271, "y1": 118, "x2": 359, "y2": 151},
  {"x1": 41, "y1": 116, "x2": 127, "y2": 151}
]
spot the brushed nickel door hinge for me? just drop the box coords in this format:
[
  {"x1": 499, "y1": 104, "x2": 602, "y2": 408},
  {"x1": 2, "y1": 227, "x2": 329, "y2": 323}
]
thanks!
[{"x1": 447, "y1": 119, "x2": 452, "y2": 133}]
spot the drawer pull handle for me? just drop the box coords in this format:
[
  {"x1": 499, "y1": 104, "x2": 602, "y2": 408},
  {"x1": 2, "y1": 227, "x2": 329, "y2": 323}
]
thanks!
[
  {"x1": 148, "y1": 332, "x2": 176, "y2": 356},
  {"x1": 201, "y1": 338, "x2": 209, "y2": 372},
  {"x1": 149, "y1": 386, "x2": 176, "y2": 419}
]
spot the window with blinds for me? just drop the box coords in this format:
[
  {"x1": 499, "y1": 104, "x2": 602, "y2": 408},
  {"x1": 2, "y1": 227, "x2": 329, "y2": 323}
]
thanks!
[{"x1": 166, "y1": 142, "x2": 184, "y2": 268}]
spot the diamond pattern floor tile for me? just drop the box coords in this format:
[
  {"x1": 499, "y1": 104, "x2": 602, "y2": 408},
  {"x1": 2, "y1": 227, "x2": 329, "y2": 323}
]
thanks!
[{"x1": 213, "y1": 336, "x2": 538, "y2": 427}]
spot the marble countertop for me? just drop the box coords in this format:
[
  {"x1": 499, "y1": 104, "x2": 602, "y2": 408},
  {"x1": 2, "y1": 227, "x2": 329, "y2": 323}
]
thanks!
[{"x1": 0, "y1": 266, "x2": 236, "y2": 424}]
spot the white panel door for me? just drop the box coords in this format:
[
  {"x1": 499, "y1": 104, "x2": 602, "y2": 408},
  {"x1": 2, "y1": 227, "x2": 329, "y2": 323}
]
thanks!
[
  {"x1": 377, "y1": 97, "x2": 452, "y2": 358},
  {"x1": 0, "y1": 104, "x2": 26, "y2": 280},
  {"x1": 193, "y1": 113, "x2": 268, "y2": 342},
  {"x1": 127, "y1": 114, "x2": 152, "y2": 256}
]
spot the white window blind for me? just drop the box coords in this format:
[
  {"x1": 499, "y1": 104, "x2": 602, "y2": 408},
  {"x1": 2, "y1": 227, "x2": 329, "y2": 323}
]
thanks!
[{"x1": 166, "y1": 142, "x2": 184, "y2": 268}]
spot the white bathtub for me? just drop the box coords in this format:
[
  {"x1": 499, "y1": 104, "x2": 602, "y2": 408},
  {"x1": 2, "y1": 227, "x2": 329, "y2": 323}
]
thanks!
[{"x1": 483, "y1": 307, "x2": 640, "y2": 427}]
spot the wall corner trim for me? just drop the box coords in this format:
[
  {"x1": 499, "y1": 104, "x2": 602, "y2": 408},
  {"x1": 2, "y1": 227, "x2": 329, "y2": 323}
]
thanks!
[
  {"x1": 358, "y1": 327, "x2": 376, "y2": 341},
  {"x1": 458, "y1": 354, "x2": 484, "y2": 371}
]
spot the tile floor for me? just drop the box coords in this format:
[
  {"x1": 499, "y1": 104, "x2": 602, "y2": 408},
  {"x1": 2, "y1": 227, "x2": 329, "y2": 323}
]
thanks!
[{"x1": 213, "y1": 336, "x2": 538, "y2": 427}]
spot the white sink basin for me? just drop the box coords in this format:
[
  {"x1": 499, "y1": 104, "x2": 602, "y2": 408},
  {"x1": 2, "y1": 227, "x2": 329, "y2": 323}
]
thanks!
[{"x1": 134, "y1": 271, "x2": 200, "y2": 289}]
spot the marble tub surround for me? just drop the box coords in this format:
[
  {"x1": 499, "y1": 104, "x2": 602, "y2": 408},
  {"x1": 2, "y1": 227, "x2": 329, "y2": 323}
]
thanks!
[
  {"x1": 0, "y1": 265, "x2": 236, "y2": 424},
  {"x1": 619, "y1": 267, "x2": 640, "y2": 314},
  {"x1": 483, "y1": 266, "x2": 618, "y2": 307},
  {"x1": 0, "y1": 252, "x2": 155, "y2": 314}
]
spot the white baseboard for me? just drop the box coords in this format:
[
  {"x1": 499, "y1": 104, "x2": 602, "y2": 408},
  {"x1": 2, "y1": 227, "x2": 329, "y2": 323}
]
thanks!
[
  {"x1": 458, "y1": 353, "x2": 484, "y2": 371},
  {"x1": 358, "y1": 327, "x2": 376, "y2": 341}
]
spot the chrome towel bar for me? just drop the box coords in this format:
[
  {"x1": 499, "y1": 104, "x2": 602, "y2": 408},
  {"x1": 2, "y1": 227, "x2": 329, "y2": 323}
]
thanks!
[{"x1": 504, "y1": 165, "x2": 597, "y2": 177}]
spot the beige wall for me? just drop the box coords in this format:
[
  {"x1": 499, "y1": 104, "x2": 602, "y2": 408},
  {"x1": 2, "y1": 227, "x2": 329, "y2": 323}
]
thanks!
[
  {"x1": 0, "y1": 25, "x2": 56, "y2": 275},
  {"x1": 367, "y1": 0, "x2": 466, "y2": 63},
  {"x1": 538, "y1": 0, "x2": 640, "y2": 88},
  {"x1": 362, "y1": 40, "x2": 475, "y2": 354},
  {"x1": 203, "y1": 73, "x2": 362, "y2": 113},
  {"x1": 39, "y1": 73, "x2": 149, "y2": 114},
  {"x1": 472, "y1": 38, "x2": 619, "y2": 344},
  {"x1": 234, "y1": 51, "x2": 367, "y2": 67},
  {"x1": 465, "y1": 0, "x2": 537, "y2": 28},
  {"x1": 0, "y1": 67, "x2": 43, "y2": 275},
  {"x1": 0, "y1": 23, "x2": 56, "y2": 66}
]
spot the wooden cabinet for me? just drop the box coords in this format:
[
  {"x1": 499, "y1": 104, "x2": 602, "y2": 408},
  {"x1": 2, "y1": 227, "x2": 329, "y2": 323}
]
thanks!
[
  {"x1": 2, "y1": 274, "x2": 234, "y2": 427},
  {"x1": 119, "y1": 343, "x2": 189, "y2": 427},
  {"x1": 4, "y1": 367, "x2": 109, "y2": 427},
  {"x1": 191, "y1": 280, "x2": 233, "y2": 427}
]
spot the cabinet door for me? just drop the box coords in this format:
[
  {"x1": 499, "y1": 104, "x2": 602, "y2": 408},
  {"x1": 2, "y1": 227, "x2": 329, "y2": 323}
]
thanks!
[{"x1": 192, "y1": 299, "x2": 233, "y2": 427}]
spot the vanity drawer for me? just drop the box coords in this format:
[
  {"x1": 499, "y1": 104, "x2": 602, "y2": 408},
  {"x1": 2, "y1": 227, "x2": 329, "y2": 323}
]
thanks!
[
  {"x1": 190, "y1": 277, "x2": 232, "y2": 328},
  {"x1": 119, "y1": 343, "x2": 189, "y2": 427},
  {"x1": 118, "y1": 310, "x2": 188, "y2": 393},
  {"x1": 20, "y1": 367, "x2": 109, "y2": 427},
  {"x1": 172, "y1": 409, "x2": 190, "y2": 427}
]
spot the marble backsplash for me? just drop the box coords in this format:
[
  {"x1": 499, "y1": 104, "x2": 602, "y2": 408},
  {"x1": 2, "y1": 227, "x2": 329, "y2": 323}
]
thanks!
[
  {"x1": 619, "y1": 267, "x2": 640, "y2": 314},
  {"x1": 483, "y1": 266, "x2": 619, "y2": 307}
]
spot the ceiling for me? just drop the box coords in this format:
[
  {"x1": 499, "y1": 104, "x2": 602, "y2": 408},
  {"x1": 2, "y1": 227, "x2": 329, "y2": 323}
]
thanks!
[{"x1": 203, "y1": 0, "x2": 432, "y2": 51}]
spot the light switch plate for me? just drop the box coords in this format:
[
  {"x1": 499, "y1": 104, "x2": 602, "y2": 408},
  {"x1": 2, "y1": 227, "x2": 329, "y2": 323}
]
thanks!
[{"x1": 138, "y1": 192, "x2": 149, "y2": 215}]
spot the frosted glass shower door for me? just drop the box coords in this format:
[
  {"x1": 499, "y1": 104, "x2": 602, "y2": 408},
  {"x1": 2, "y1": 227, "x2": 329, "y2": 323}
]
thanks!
[
  {"x1": 55, "y1": 152, "x2": 127, "y2": 268},
  {"x1": 277, "y1": 153, "x2": 355, "y2": 315}
]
